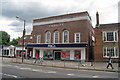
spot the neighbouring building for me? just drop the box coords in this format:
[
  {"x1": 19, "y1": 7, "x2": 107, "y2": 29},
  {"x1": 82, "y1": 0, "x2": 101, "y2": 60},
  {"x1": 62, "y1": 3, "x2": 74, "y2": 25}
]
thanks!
[
  {"x1": 26, "y1": 11, "x2": 95, "y2": 61},
  {"x1": 1, "y1": 33, "x2": 33, "y2": 57},
  {"x1": 94, "y1": 12, "x2": 120, "y2": 61}
]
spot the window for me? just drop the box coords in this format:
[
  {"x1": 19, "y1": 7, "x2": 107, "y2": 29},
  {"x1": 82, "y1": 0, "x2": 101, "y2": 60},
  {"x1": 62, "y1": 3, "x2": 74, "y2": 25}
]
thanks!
[
  {"x1": 74, "y1": 50, "x2": 81, "y2": 60},
  {"x1": 75, "y1": 33, "x2": 80, "y2": 43},
  {"x1": 30, "y1": 36, "x2": 32, "y2": 39},
  {"x1": 63, "y1": 30, "x2": 69, "y2": 43},
  {"x1": 103, "y1": 31, "x2": 118, "y2": 42},
  {"x1": 61, "y1": 50, "x2": 70, "y2": 60},
  {"x1": 43, "y1": 50, "x2": 53, "y2": 59},
  {"x1": 103, "y1": 46, "x2": 119, "y2": 58},
  {"x1": 37, "y1": 35, "x2": 41, "y2": 43},
  {"x1": 45, "y1": 31, "x2": 51, "y2": 43},
  {"x1": 54, "y1": 31, "x2": 59, "y2": 43}
]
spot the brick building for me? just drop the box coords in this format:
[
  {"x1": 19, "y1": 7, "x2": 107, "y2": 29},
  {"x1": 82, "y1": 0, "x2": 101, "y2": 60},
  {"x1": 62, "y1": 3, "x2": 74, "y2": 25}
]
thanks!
[
  {"x1": 94, "y1": 12, "x2": 120, "y2": 61},
  {"x1": 26, "y1": 11, "x2": 95, "y2": 61},
  {"x1": 18, "y1": 34, "x2": 32, "y2": 46}
]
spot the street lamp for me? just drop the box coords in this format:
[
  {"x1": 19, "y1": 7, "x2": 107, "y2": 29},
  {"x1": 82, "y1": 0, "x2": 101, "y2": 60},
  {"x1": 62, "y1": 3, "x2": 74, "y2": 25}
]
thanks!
[{"x1": 16, "y1": 16, "x2": 26, "y2": 63}]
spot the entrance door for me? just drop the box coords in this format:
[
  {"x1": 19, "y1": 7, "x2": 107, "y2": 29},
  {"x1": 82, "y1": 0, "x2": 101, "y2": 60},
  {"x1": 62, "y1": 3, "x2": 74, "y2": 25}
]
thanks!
[{"x1": 54, "y1": 51, "x2": 61, "y2": 60}]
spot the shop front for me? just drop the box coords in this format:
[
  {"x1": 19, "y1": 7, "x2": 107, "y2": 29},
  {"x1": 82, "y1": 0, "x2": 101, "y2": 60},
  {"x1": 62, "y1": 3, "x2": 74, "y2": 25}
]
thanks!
[{"x1": 27, "y1": 43, "x2": 88, "y2": 61}]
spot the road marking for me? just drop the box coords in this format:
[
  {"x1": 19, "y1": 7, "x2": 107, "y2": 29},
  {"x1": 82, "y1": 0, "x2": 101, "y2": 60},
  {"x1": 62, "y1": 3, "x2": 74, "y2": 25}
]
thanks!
[
  {"x1": 92, "y1": 75, "x2": 99, "y2": 78},
  {"x1": 32, "y1": 69, "x2": 40, "y2": 72},
  {"x1": 67, "y1": 73, "x2": 74, "y2": 76},
  {"x1": 20, "y1": 68, "x2": 32, "y2": 70},
  {"x1": 46, "y1": 71, "x2": 56, "y2": 73},
  {"x1": 3, "y1": 73, "x2": 18, "y2": 78}
]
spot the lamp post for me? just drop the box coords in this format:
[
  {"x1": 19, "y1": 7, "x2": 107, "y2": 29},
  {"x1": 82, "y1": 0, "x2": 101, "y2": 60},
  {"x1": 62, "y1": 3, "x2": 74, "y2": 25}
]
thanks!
[
  {"x1": 16, "y1": 16, "x2": 25, "y2": 63},
  {"x1": 2, "y1": 44, "x2": 3, "y2": 60}
]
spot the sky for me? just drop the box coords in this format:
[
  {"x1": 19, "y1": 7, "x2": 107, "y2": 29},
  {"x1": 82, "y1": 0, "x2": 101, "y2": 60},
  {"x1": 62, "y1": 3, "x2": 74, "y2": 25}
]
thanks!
[{"x1": 0, "y1": 0, "x2": 119, "y2": 41}]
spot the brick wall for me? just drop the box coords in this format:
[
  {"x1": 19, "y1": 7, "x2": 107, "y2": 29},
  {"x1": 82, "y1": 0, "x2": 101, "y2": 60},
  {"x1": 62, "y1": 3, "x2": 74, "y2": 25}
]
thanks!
[{"x1": 94, "y1": 23, "x2": 120, "y2": 61}]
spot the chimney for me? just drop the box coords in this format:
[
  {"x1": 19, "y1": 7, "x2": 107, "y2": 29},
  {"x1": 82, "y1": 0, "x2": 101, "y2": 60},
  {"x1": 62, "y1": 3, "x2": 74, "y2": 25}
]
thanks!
[{"x1": 96, "y1": 11, "x2": 100, "y2": 27}]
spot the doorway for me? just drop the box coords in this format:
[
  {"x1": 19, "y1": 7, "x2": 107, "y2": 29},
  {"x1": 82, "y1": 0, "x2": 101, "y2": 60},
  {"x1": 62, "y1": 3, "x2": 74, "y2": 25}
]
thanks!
[{"x1": 54, "y1": 51, "x2": 61, "y2": 60}]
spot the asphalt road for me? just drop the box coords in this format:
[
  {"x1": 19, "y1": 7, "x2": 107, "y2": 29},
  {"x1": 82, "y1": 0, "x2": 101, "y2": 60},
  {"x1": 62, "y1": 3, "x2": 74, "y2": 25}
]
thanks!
[{"x1": 1, "y1": 61, "x2": 119, "y2": 79}]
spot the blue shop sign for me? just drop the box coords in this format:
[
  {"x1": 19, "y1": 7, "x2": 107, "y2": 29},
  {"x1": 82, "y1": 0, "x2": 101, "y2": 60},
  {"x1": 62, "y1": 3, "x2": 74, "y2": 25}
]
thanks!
[{"x1": 26, "y1": 43, "x2": 88, "y2": 48}]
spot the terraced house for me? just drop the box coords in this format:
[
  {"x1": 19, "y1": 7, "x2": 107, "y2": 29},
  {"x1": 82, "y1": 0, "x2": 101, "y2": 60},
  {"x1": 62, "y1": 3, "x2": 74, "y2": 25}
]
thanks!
[{"x1": 94, "y1": 12, "x2": 120, "y2": 61}]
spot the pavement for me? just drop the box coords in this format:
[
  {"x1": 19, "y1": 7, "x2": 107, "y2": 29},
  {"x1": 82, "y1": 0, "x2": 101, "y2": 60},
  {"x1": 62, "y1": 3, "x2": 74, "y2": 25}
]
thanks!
[{"x1": 2, "y1": 57, "x2": 119, "y2": 72}]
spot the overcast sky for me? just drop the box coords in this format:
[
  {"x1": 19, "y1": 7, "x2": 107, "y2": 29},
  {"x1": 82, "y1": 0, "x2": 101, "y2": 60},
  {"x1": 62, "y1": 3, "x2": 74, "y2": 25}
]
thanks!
[{"x1": 0, "y1": 0, "x2": 119, "y2": 40}]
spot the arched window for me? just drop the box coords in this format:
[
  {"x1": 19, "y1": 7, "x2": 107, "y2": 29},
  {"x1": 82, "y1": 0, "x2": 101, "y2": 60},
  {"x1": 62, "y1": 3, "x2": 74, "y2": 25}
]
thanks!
[
  {"x1": 63, "y1": 30, "x2": 69, "y2": 43},
  {"x1": 54, "y1": 31, "x2": 59, "y2": 43},
  {"x1": 45, "y1": 31, "x2": 51, "y2": 43}
]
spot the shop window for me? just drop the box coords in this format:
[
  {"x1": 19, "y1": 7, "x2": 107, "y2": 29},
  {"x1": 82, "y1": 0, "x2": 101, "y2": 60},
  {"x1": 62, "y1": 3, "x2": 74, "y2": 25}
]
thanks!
[
  {"x1": 3, "y1": 50, "x2": 9, "y2": 56},
  {"x1": 103, "y1": 46, "x2": 119, "y2": 58},
  {"x1": 75, "y1": 33, "x2": 80, "y2": 43},
  {"x1": 103, "y1": 31, "x2": 118, "y2": 42},
  {"x1": 63, "y1": 30, "x2": 69, "y2": 43},
  {"x1": 54, "y1": 31, "x2": 59, "y2": 43},
  {"x1": 37, "y1": 35, "x2": 41, "y2": 43},
  {"x1": 43, "y1": 50, "x2": 53, "y2": 59},
  {"x1": 74, "y1": 50, "x2": 81, "y2": 60},
  {"x1": 45, "y1": 31, "x2": 51, "y2": 43},
  {"x1": 61, "y1": 50, "x2": 70, "y2": 60}
]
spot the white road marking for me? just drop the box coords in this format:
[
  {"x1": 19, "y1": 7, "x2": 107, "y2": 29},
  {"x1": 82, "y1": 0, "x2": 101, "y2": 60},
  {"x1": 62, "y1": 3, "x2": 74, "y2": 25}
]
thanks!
[
  {"x1": 20, "y1": 68, "x2": 32, "y2": 70},
  {"x1": 32, "y1": 69, "x2": 40, "y2": 72},
  {"x1": 46, "y1": 71, "x2": 56, "y2": 73},
  {"x1": 67, "y1": 73, "x2": 74, "y2": 76},
  {"x1": 3, "y1": 73, "x2": 18, "y2": 78},
  {"x1": 92, "y1": 75, "x2": 99, "y2": 78},
  {"x1": 13, "y1": 66, "x2": 20, "y2": 69}
]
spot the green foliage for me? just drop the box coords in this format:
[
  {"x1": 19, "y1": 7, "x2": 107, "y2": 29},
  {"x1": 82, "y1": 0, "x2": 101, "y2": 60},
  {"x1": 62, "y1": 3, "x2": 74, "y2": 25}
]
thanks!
[
  {"x1": 9, "y1": 37, "x2": 20, "y2": 45},
  {"x1": 0, "y1": 31, "x2": 10, "y2": 45}
]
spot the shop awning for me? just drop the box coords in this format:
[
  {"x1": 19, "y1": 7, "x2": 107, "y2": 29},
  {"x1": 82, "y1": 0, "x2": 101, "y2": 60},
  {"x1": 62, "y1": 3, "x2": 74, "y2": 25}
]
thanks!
[{"x1": 26, "y1": 43, "x2": 88, "y2": 48}]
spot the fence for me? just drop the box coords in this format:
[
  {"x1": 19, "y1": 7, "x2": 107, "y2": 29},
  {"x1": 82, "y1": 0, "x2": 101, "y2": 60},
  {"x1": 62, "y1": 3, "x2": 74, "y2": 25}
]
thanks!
[{"x1": 3, "y1": 57, "x2": 119, "y2": 72}]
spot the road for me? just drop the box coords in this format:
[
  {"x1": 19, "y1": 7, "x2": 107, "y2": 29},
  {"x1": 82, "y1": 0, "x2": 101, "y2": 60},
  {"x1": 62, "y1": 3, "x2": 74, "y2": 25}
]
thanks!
[{"x1": 1, "y1": 61, "x2": 119, "y2": 79}]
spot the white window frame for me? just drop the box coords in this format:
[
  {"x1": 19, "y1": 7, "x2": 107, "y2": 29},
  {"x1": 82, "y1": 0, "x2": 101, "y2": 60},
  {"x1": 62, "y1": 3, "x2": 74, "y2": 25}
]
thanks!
[
  {"x1": 54, "y1": 31, "x2": 59, "y2": 43},
  {"x1": 45, "y1": 31, "x2": 51, "y2": 43},
  {"x1": 103, "y1": 31, "x2": 118, "y2": 42},
  {"x1": 74, "y1": 33, "x2": 80, "y2": 43},
  {"x1": 37, "y1": 35, "x2": 41, "y2": 43},
  {"x1": 103, "y1": 46, "x2": 119, "y2": 58},
  {"x1": 63, "y1": 30, "x2": 69, "y2": 43}
]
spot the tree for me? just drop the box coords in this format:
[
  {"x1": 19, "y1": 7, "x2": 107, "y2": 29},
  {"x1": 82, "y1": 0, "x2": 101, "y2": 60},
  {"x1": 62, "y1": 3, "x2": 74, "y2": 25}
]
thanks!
[
  {"x1": 0, "y1": 31, "x2": 10, "y2": 45},
  {"x1": 9, "y1": 37, "x2": 20, "y2": 45}
]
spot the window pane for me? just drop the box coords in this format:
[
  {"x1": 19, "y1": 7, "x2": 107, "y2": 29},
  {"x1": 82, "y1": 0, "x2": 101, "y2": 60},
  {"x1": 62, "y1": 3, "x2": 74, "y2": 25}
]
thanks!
[
  {"x1": 107, "y1": 32, "x2": 114, "y2": 41},
  {"x1": 46, "y1": 31, "x2": 51, "y2": 43},
  {"x1": 54, "y1": 31, "x2": 59, "y2": 43},
  {"x1": 75, "y1": 33, "x2": 80, "y2": 43},
  {"x1": 103, "y1": 32, "x2": 106, "y2": 41},
  {"x1": 116, "y1": 47, "x2": 118, "y2": 57},
  {"x1": 104, "y1": 46, "x2": 118, "y2": 58},
  {"x1": 115, "y1": 32, "x2": 117, "y2": 41},
  {"x1": 37, "y1": 36, "x2": 40, "y2": 43},
  {"x1": 63, "y1": 30, "x2": 69, "y2": 43},
  {"x1": 103, "y1": 48, "x2": 106, "y2": 57}
]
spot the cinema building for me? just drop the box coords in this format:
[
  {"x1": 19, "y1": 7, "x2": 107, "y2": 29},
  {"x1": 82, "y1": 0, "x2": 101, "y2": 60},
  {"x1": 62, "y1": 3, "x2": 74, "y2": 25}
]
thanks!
[{"x1": 27, "y1": 11, "x2": 95, "y2": 61}]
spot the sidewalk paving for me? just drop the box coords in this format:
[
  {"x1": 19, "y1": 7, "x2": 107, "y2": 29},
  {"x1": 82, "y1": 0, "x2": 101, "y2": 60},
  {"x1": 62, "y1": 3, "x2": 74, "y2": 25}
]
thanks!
[{"x1": 2, "y1": 57, "x2": 119, "y2": 72}]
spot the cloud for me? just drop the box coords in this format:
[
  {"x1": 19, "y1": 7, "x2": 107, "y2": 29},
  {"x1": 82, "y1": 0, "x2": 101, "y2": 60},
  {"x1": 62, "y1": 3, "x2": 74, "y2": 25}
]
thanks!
[
  {"x1": 8, "y1": 21, "x2": 23, "y2": 26},
  {"x1": 0, "y1": 0, "x2": 119, "y2": 40}
]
